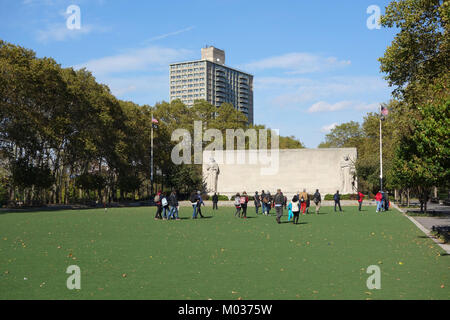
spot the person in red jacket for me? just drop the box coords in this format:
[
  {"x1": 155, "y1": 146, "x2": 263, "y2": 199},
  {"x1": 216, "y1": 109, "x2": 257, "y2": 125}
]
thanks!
[
  {"x1": 358, "y1": 191, "x2": 365, "y2": 211},
  {"x1": 375, "y1": 191, "x2": 383, "y2": 212}
]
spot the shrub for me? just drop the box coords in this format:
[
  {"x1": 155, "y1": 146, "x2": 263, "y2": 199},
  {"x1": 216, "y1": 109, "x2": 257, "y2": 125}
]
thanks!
[
  {"x1": 324, "y1": 194, "x2": 358, "y2": 200},
  {"x1": 217, "y1": 195, "x2": 229, "y2": 201}
]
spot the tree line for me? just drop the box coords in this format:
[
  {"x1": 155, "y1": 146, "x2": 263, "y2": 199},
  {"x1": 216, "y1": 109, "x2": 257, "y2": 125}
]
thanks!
[
  {"x1": 318, "y1": 0, "x2": 449, "y2": 211},
  {"x1": 0, "y1": 40, "x2": 304, "y2": 207}
]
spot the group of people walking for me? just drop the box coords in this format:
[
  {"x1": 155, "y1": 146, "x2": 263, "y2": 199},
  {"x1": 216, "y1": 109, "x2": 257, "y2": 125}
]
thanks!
[
  {"x1": 154, "y1": 188, "x2": 385, "y2": 222},
  {"x1": 154, "y1": 190, "x2": 180, "y2": 220},
  {"x1": 375, "y1": 190, "x2": 390, "y2": 212}
]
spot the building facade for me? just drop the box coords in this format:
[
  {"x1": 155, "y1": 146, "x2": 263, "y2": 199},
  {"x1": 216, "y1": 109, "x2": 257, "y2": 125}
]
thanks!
[{"x1": 169, "y1": 46, "x2": 254, "y2": 124}]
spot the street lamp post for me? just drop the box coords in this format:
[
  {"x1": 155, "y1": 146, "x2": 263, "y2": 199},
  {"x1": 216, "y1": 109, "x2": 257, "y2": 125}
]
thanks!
[
  {"x1": 379, "y1": 108, "x2": 383, "y2": 192},
  {"x1": 379, "y1": 104, "x2": 389, "y2": 192},
  {"x1": 150, "y1": 112, "x2": 154, "y2": 197}
]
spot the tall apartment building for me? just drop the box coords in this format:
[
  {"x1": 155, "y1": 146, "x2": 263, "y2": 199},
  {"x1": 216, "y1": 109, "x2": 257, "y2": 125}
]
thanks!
[{"x1": 169, "y1": 46, "x2": 254, "y2": 124}]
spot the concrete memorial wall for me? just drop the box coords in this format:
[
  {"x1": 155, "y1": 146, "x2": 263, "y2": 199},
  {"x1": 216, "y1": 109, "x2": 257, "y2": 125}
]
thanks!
[{"x1": 202, "y1": 148, "x2": 357, "y2": 198}]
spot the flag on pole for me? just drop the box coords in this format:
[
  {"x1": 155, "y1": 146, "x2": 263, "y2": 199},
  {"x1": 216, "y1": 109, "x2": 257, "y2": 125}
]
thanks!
[
  {"x1": 380, "y1": 105, "x2": 388, "y2": 120},
  {"x1": 152, "y1": 117, "x2": 159, "y2": 128}
]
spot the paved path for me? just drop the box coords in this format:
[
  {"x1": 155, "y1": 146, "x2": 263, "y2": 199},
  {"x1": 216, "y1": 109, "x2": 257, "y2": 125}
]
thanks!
[{"x1": 393, "y1": 203, "x2": 450, "y2": 254}]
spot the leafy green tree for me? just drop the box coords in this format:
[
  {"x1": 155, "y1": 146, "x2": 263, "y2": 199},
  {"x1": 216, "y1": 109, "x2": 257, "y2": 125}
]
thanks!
[
  {"x1": 391, "y1": 99, "x2": 450, "y2": 212},
  {"x1": 379, "y1": 0, "x2": 450, "y2": 104},
  {"x1": 318, "y1": 121, "x2": 364, "y2": 148}
]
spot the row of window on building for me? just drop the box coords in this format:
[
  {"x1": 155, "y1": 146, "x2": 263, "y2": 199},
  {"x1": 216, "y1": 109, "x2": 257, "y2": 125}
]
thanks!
[{"x1": 171, "y1": 74, "x2": 205, "y2": 80}]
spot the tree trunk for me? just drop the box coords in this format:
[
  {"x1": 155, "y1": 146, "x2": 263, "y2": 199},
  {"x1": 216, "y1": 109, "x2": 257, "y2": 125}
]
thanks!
[{"x1": 407, "y1": 189, "x2": 410, "y2": 207}]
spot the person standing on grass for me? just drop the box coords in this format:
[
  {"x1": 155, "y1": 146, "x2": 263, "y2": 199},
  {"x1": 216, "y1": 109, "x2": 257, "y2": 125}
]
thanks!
[
  {"x1": 260, "y1": 190, "x2": 266, "y2": 215},
  {"x1": 283, "y1": 195, "x2": 287, "y2": 210},
  {"x1": 161, "y1": 192, "x2": 169, "y2": 219},
  {"x1": 212, "y1": 192, "x2": 219, "y2": 210},
  {"x1": 234, "y1": 193, "x2": 241, "y2": 217},
  {"x1": 300, "y1": 189, "x2": 308, "y2": 215},
  {"x1": 263, "y1": 191, "x2": 270, "y2": 215},
  {"x1": 288, "y1": 200, "x2": 293, "y2": 222},
  {"x1": 334, "y1": 190, "x2": 342, "y2": 212},
  {"x1": 267, "y1": 191, "x2": 272, "y2": 215},
  {"x1": 190, "y1": 191, "x2": 199, "y2": 219},
  {"x1": 306, "y1": 193, "x2": 311, "y2": 214},
  {"x1": 196, "y1": 191, "x2": 205, "y2": 218},
  {"x1": 381, "y1": 191, "x2": 386, "y2": 211},
  {"x1": 274, "y1": 189, "x2": 284, "y2": 224},
  {"x1": 384, "y1": 193, "x2": 390, "y2": 211},
  {"x1": 291, "y1": 195, "x2": 301, "y2": 224},
  {"x1": 375, "y1": 191, "x2": 383, "y2": 213},
  {"x1": 240, "y1": 191, "x2": 249, "y2": 219},
  {"x1": 254, "y1": 191, "x2": 261, "y2": 215},
  {"x1": 154, "y1": 190, "x2": 163, "y2": 220},
  {"x1": 313, "y1": 189, "x2": 321, "y2": 214},
  {"x1": 167, "y1": 190, "x2": 179, "y2": 220},
  {"x1": 358, "y1": 191, "x2": 365, "y2": 211}
]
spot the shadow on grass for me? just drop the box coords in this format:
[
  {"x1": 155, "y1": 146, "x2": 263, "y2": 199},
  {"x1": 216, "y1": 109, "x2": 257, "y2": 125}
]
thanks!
[{"x1": 281, "y1": 221, "x2": 308, "y2": 225}]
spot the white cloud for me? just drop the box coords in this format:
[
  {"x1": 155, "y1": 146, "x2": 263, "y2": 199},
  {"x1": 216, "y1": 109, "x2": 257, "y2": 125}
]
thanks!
[
  {"x1": 244, "y1": 52, "x2": 351, "y2": 74},
  {"x1": 254, "y1": 76, "x2": 388, "y2": 111},
  {"x1": 307, "y1": 101, "x2": 379, "y2": 113},
  {"x1": 101, "y1": 75, "x2": 168, "y2": 97},
  {"x1": 74, "y1": 46, "x2": 194, "y2": 76},
  {"x1": 321, "y1": 123, "x2": 338, "y2": 133}
]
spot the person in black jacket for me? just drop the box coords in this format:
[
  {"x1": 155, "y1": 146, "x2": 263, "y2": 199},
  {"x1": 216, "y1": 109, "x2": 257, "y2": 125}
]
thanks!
[
  {"x1": 334, "y1": 190, "x2": 342, "y2": 212},
  {"x1": 254, "y1": 191, "x2": 261, "y2": 214},
  {"x1": 167, "y1": 190, "x2": 179, "y2": 220},
  {"x1": 313, "y1": 189, "x2": 321, "y2": 214},
  {"x1": 212, "y1": 192, "x2": 219, "y2": 210}
]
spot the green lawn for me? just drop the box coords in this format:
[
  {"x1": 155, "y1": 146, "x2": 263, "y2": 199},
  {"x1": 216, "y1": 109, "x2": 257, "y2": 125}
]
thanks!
[{"x1": 0, "y1": 205, "x2": 448, "y2": 300}]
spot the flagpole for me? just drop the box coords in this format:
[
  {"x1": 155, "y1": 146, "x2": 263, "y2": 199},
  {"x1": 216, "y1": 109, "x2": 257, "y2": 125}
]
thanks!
[
  {"x1": 379, "y1": 105, "x2": 383, "y2": 192},
  {"x1": 151, "y1": 112, "x2": 154, "y2": 196}
]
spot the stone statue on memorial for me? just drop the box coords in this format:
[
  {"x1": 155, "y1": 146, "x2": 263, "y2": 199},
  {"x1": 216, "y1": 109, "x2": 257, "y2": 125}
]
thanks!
[
  {"x1": 340, "y1": 156, "x2": 356, "y2": 194},
  {"x1": 205, "y1": 157, "x2": 220, "y2": 194}
]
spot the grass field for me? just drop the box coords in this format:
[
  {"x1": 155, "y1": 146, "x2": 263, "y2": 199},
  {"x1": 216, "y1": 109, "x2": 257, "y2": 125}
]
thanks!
[{"x1": 0, "y1": 205, "x2": 448, "y2": 300}]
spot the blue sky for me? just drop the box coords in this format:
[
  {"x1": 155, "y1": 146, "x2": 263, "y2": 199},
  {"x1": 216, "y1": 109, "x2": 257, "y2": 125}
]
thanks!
[{"x1": 0, "y1": 0, "x2": 397, "y2": 147}]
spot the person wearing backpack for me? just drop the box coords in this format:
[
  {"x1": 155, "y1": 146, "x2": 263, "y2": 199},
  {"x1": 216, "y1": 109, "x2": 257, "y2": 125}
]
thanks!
[
  {"x1": 240, "y1": 191, "x2": 249, "y2": 218},
  {"x1": 196, "y1": 191, "x2": 205, "y2": 218},
  {"x1": 234, "y1": 193, "x2": 241, "y2": 217},
  {"x1": 313, "y1": 189, "x2": 321, "y2": 214},
  {"x1": 291, "y1": 195, "x2": 301, "y2": 224},
  {"x1": 154, "y1": 190, "x2": 163, "y2": 220},
  {"x1": 254, "y1": 191, "x2": 261, "y2": 215},
  {"x1": 334, "y1": 190, "x2": 342, "y2": 212},
  {"x1": 160, "y1": 192, "x2": 170, "y2": 220}
]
